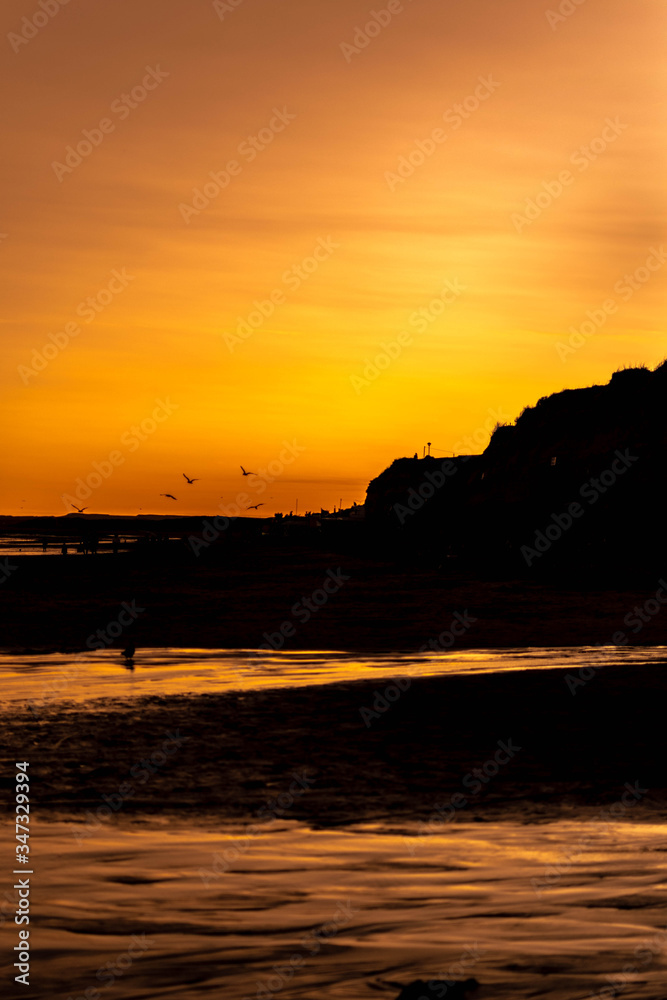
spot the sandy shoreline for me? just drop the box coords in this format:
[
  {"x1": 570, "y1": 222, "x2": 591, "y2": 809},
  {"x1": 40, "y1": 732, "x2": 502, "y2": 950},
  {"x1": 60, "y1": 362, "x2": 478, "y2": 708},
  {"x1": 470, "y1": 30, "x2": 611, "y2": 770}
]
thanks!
[
  {"x1": 3, "y1": 662, "x2": 667, "y2": 826},
  {"x1": 5, "y1": 817, "x2": 667, "y2": 1000}
]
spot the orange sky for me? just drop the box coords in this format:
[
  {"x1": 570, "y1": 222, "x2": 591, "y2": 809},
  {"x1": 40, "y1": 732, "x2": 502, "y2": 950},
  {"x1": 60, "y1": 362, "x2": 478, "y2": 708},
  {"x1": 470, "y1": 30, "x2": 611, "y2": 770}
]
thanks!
[{"x1": 1, "y1": 0, "x2": 666, "y2": 516}]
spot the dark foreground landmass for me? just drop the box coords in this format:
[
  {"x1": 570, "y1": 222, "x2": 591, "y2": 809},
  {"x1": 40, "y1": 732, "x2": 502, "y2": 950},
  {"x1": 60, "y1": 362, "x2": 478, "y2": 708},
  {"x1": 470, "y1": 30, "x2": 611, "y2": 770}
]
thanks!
[
  {"x1": 2, "y1": 545, "x2": 667, "y2": 651},
  {"x1": 3, "y1": 662, "x2": 666, "y2": 825}
]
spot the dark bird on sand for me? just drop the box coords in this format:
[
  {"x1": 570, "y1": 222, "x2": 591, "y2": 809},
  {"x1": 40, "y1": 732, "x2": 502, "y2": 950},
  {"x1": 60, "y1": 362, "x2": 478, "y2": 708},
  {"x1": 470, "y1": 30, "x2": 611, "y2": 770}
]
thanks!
[
  {"x1": 121, "y1": 644, "x2": 135, "y2": 671},
  {"x1": 240, "y1": 465, "x2": 257, "y2": 476},
  {"x1": 246, "y1": 503, "x2": 264, "y2": 510},
  {"x1": 392, "y1": 980, "x2": 479, "y2": 1000},
  {"x1": 182, "y1": 473, "x2": 199, "y2": 484},
  {"x1": 71, "y1": 504, "x2": 88, "y2": 513},
  {"x1": 160, "y1": 494, "x2": 178, "y2": 500}
]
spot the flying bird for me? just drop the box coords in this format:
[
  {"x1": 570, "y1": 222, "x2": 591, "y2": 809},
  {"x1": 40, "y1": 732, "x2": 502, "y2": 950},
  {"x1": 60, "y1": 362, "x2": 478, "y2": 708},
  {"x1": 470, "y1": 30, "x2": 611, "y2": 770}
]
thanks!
[
  {"x1": 246, "y1": 503, "x2": 264, "y2": 510},
  {"x1": 71, "y1": 504, "x2": 88, "y2": 513},
  {"x1": 160, "y1": 494, "x2": 178, "y2": 500},
  {"x1": 182, "y1": 474, "x2": 200, "y2": 484},
  {"x1": 240, "y1": 465, "x2": 257, "y2": 476}
]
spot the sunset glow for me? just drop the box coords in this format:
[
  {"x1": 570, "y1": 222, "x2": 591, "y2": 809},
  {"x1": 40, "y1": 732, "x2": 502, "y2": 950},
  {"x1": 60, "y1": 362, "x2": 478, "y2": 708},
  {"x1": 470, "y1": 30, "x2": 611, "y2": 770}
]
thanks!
[{"x1": 2, "y1": 0, "x2": 665, "y2": 515}]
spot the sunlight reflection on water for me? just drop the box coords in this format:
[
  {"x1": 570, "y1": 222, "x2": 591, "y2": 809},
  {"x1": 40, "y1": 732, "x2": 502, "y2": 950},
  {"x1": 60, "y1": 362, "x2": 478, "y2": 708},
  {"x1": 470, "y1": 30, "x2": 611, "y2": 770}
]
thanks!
[
  {"x1": 5, "y1": 818, "x2": 667, "y2": 1000},
  {"x1": 0, "y1": 645, "x2": 665, "y2": 709}
]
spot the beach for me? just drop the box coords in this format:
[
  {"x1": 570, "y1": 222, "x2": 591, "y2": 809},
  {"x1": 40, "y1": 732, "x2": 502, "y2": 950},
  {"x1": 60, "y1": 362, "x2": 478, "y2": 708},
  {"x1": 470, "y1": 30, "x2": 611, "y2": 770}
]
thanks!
[
  {"x1": 3, "y1": 557, "x2": 667, "y2": 998},
  {"x1": 2, "y1": 653, "x2": 667, "y2": 999},
  {"x1": 2, "y1": 0, "x2": 662, "y2": 994},
  {"x1": 2, "y1": 817, "x2": 667, "y2": 1000},
  {"x1": 3, "y1": 654, "x2": 667, "y2": 824}
]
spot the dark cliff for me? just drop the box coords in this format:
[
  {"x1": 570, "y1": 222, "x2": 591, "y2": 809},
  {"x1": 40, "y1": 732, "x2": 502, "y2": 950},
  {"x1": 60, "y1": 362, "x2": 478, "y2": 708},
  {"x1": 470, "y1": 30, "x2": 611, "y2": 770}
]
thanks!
[{"x1": 365, "y1": 362, "x2": 667, "y2": 573}]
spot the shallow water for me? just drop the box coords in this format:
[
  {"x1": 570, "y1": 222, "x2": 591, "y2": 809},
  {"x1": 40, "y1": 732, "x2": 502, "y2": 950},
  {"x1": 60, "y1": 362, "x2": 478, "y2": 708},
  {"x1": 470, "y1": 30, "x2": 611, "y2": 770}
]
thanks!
[
  {"x1": 2, "y1": 818, "x2": 667, "y2": 999},
  {"x1": 4, "y1": 651, "x2": 667, "y2": 997},
  {"x1": 1, "y1": 645, "x2": 666, "y2": 709},
  {"x1": 0, "y1": 538, "x2": 128, "y2": 557}
]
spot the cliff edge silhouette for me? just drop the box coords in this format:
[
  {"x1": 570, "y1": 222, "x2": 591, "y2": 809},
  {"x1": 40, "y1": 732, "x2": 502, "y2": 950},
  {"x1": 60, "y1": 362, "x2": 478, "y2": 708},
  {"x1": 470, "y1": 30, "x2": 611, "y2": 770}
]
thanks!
[{"x1": 365, "y1": 361, "x2": 667, "y2": 573}]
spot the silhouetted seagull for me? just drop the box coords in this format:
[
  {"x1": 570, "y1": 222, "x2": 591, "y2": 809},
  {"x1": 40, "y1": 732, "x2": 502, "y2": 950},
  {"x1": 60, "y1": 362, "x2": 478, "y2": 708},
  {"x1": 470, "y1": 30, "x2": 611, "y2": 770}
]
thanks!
[
  {"x1": 246, "y1": 503, "x2": 264, "y2": 510},
  {"x1": 71, "y1": 504, "x2": 88, "y2": 513},
  {"x1": 160, "y1": 494, "x2": 178, "y2": 500},
  {"x1": 240, "y1": 465, "x2": 257, "y2": 476},
  {"x1": 121, "y1": 644, "x2": 135, "y2": 671},
  {"x1": 182, "y1": 473, "x2": 199, "y2": 484},
  {"x1": 392, "y1": 980, "x2": 479, "y2": 1000}
]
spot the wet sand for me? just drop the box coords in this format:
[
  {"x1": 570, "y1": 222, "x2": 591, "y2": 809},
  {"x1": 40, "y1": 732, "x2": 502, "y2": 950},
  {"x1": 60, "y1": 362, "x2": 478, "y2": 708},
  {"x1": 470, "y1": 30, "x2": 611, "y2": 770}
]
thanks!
[
  {"x1": 2, "y1": 818, "x2": 667, "y2": 1000},
  {"x1": 2, "y1": 653, "x2": 667, "y2": 998},
  {"x1": 3, "y1": 660, "x2": 667, "y2": 824},
  {"x1": 1, "y1": 644, "x2": 665, "y2": 706}
]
